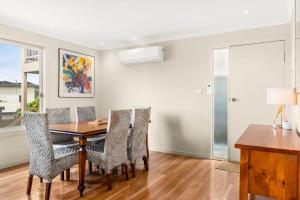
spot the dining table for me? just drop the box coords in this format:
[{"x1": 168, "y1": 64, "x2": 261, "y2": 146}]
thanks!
[
  {"x1": 49, "y1": 120, "x2": 150, "y2": 197},
  {"x1": 49, "y1": 121, "x2": 108, "y2": 196}
]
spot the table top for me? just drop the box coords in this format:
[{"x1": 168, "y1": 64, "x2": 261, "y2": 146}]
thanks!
[
  {"x1": 235, "y1": 124, "x2": 300, "y2": 154},
  {"x1": 49, "y1": 121, "x2": 108, "y2": 137}
]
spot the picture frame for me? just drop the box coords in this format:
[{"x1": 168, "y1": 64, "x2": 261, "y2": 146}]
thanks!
[{"x1": 58, "y1": 48, "x2": 95, "y2": 98}]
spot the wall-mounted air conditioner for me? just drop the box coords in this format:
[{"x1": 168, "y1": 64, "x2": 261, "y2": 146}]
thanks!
[{"x1": 118, "y1": 46, "x2": 164, "y2": 65}]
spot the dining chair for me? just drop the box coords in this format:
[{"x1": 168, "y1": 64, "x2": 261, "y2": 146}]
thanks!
[
  {"x1": 87, "y1": 109, "x2": 132, "y2": 190},
  {"x1": 46, "y1": 107, "x2": 78, "y2": 148},
  {"x1": 128, "y1": 107, "x2": 151, "y2": 177},
  {"x1": 75, "y1": 107, "x2": 106, "y2": 142},
  {"x1": 75, "y1": 106, "x2": 106, "y2": 172},
  {"x1": 24, "y1": 112, "x2": 78, "y2": 200},
  {"x1": 46, "y1": 107, "x2": 78, "y2": 181},
  {"x1": 75, "y1": 106, "x2": 96, "y2": 122}
]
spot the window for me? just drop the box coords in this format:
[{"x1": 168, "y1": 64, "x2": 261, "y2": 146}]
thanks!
[
  {"x1": 25, "y1": 49, "x2": 39, "y2": 63},
  {"x1": 0, "y1": 42, "x2": 42, "y2": 129}
]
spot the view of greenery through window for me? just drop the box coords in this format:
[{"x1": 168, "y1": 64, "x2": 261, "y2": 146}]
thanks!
[{"x1": 0, "y1": 43, "x2": 40, "y2": 128}]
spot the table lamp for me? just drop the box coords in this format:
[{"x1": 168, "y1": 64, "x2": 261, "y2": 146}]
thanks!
[{"x1": 267, "y1": 88, "x2": 296, "y2": 129}]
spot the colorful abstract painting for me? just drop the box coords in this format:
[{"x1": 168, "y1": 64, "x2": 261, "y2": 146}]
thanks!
[{"x1": 59, "y1": 49, "x2": 95, "y2": 97}]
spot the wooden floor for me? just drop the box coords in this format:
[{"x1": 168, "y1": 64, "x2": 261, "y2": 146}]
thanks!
[{"x1": 0, "y1": 152, "x2": 242, "y2": 200}]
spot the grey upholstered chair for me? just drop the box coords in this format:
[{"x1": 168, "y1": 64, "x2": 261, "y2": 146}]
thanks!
[
  {"x1": 87, "y1": 109, "x2": 132, "y2": 190},
  {"x1": 75, "y1": 107, "x2": 106, "y2": 141},
  {"x1": 46, "y1": 107, "x2": 78, "y2": 181},
  {"x1": 46, "y1": 107, "x2": 78, "y2": 149},
  {"x1": 75, "y1": 106, "x2": 96, "y2": 122},
  {"x1": 75, "y1": 106, "x2": 106, "y2": 172},
  {"x1": 24, "y1": 112, "x2": 78, "y2": 200},
  {"x1": 128, "y1": 107, "x2": 151, "y2": 177}
]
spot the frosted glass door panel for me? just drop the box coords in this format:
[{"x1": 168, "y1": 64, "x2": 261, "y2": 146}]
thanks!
[{"x1": 213, "y1": 49, "x2": 229, "y2": 159}]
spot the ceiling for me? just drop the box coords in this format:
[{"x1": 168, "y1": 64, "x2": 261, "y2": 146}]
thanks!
[{"x1": 0, "y1": 0, "x2": 293, "y2": 50}]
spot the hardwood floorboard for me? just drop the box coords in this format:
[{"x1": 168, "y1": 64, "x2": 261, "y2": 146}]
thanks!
[{"x1": 0, "y1": 151, "x2": 271, "y2": 200}]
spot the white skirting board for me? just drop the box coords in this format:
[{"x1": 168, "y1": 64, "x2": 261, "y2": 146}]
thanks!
[{"x1": 150, "y1": 147, "x2": 210, "y2": 159}]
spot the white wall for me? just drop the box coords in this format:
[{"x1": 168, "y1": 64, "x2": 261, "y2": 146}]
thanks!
[
  {"x1": 0, "y1": 24, "x2": 101, "y2": 169},
  {"x1": 98, "y1": 24, "x2": 291, "y2": 158},
  {"x1": 291, "y1": 1, "x2": 296, "y2": 87},
  {"x1": 287, "y1": 0, "x2": 300, "y2": 131}
]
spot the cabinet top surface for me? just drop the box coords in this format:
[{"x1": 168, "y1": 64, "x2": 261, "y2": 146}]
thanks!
[{"x1": 235, "y1": 124, "x2": 300, "y2": 154}]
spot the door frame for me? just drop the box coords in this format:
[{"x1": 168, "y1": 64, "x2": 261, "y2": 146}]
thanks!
[{"x1": 211, "y1": 39, "x2": 287, "y2": 160}]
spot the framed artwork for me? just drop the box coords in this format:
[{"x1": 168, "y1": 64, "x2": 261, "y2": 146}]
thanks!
[{"x1": 58, "y1": 49, "x2": 95, "y2": 98}]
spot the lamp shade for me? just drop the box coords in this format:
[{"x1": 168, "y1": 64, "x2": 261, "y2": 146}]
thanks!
[{"x1": 267, "y1": 88, "x2": 296, "y2": 105}]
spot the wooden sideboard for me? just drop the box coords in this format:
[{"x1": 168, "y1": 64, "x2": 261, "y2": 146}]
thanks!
[{"x1": 235, "y1": 124, "x2": 300, "y2": 200}]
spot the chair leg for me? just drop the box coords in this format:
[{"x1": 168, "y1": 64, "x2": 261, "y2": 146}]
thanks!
[
  {"x1": 96, "y1": 165, "x2": 100, "y2": 170},
  {"x1": 106, "y1": 172, "x2": 112, "y2": 190},
  {"x1": 60, "y1": 171, "x2": 64, "y2": 181},
  {"x1": 40, "y1": 177, "x2": 43, "y2": 183},
  {"x1": 101, "y1": 168, "x2": 105, "y2": 175},
  {"x1": 143, "y1": 156, "x2": 149, "y2": 171},
  {"x1": 124, "y1": 164, "x2": 129, "y2": 180},
  {"x1": 112, "y1": 167, "x2": 118, "y2": 175},
  {"x1": 131, "y1": 162, "x2": 136, "y2": 178},
  {"x1": 45, "y1": 182, "x2": 52, "y2": 200},
  {"x1": 88, "y1": 161, "x2": 93, "y2": 173},
  {"x1": 26, "y1": 174, "x2": 33, "y2": 195},
  {"x1": 121, "y1": 164, "x2": 125, "y2": 175},
  {"x1": 146, "y1": 134, "x2": 150, "y2": 159},
  {"x1": 66, "y1": 169, "x2": 70, "y2": 181}
]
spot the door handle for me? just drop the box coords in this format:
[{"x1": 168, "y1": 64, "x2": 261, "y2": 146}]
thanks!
[{"x1": 231, "y1": 97, "x2": 239, "y2": 102}]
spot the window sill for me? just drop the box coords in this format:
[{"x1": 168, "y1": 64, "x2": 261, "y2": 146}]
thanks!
[{"x1": 0, "y1": 126, "x2": 26, "y2": 138}]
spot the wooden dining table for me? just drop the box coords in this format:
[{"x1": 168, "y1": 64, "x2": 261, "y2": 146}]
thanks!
[
  {"x1": 49, "y1": 120, "x2": 150, "y2": 196},
  {"x1": 49, "y1": 122, "x2": 108, "y2": 196}
]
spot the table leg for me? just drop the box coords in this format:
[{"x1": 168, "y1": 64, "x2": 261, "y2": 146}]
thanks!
[
  {"x1": 240, "y1": 149, "x2": 249, "y2": 200},
  {"x1": 78, "y1": 137, "x2": 87, "y2": 197}
]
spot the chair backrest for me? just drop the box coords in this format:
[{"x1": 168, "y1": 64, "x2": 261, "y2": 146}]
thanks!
[
  {"x1": 129, "y1": 107, "x2": 151, "y2": 161},
  {"x1": 75, "y1": 106, "x2": 96, "y2": 122},
  {"x1": 46, "y1": 107, "x2": 73, "y2": 143},
  {"x1": 24, "y1": 112, "x2": 54, "y2": 178},
  {"x1": 46, "y1": 107, "x2": 71, "y2": 124},
  {"x1": 105, "y1": 109, "x2": 131, "y2": 172}
]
